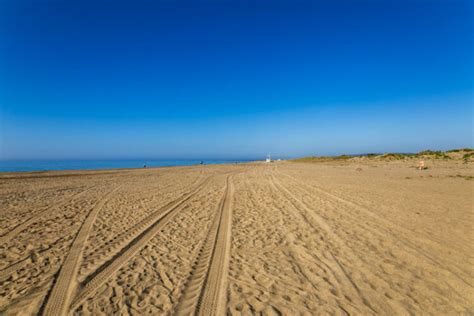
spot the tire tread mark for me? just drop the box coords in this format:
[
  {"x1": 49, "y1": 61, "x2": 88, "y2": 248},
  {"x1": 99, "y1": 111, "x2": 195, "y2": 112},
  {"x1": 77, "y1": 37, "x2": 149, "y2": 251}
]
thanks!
[
  {"x1": 79, "y1": 176, "x2": 204, "y2": 276},
  {"x1": 175, "y1": 176, "x2": 233, "y2": 316},
  {"x1": 269, "y1": 174, "x2": 379, "y2": 314},
  {"x1": 276, "y1": 169, "x2": 473, "y2": 290},
  {"x1": 69, "y1": 177, "x2": 211, "y2": 312},
  {"x1": 0, "y1": 187, "x2": 93, "y2": 245},
  {"x1": 41, "y1": 185, "x2": 121, "y2": 316}
]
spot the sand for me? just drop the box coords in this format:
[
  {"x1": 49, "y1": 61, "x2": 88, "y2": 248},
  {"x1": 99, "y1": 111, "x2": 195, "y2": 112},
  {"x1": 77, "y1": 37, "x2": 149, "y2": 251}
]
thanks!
[{"x1": 0, "y1": 161, "x2": 473, "y2": 315}]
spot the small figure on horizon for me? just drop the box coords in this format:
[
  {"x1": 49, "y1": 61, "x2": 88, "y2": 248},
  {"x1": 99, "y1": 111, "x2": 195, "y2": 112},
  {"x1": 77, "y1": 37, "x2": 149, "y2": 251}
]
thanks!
[
  {"x1": 418, "y1": 160, "x2": 425, "y2": 170},
  {"x1": 200, "y1": 161, "x2": 204, "y2": 165}
]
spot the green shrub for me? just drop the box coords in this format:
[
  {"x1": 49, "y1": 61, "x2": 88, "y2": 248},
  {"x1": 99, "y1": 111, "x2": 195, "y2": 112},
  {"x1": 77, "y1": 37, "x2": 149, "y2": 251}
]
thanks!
[
  {"x1": 418, "y1": 150, "x2": 451, "y2": 159},
  {"x1": 462, "y1": 153, "x2": 474, "y2": 160},
  {"x1": 447, "y1": 148, "x2": 474, "y2": 153},
  {"x1": 381, "y1": 153, "x2": 411, "y2": 160}
]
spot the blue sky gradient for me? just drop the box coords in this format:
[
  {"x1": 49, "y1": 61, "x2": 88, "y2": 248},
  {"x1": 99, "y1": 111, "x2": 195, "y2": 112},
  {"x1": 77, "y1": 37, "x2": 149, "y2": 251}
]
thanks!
[{"x1": 1, "y1": 0, "x2": 472, "y2": 160}]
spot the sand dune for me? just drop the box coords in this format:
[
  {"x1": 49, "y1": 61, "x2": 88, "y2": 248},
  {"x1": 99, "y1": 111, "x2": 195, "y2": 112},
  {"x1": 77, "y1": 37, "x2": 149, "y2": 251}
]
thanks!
[{"x1": 0, "y1": 161, "x2": 472, "y2": 315}]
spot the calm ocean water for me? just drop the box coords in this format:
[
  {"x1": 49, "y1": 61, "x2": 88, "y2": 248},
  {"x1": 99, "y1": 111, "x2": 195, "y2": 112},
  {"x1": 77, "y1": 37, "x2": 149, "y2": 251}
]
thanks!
[{"x1": 0, "y1": 159, "x2": 253, "y2": 172}]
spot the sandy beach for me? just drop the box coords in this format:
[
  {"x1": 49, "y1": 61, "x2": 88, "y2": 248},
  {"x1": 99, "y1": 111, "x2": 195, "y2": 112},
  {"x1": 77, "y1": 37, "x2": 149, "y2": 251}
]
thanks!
[{"x1": 0, "y1": 160, "x2": 473, "y2": 315}]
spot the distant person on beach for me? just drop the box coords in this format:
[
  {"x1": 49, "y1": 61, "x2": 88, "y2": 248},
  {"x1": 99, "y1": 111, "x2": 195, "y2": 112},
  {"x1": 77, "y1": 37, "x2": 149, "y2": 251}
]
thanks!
[{"x1": 418, "y1": 160, "x2": 425, "y2": 170}]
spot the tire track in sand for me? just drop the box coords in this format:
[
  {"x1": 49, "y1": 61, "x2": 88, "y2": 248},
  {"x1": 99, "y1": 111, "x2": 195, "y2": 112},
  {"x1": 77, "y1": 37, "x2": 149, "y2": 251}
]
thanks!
[
  {"x1": 0, "y1": 187, "x2": 93, "y2": 245},
  {"x1": 70, "y1": 176, "x2": 212, "y2": 312},
  {"x1": 271, "y1": 169, "x2": 472, "y2": 310},
  {"x1": 269, "y1": 173, "x2": 379, "y2": 313},
  {"x1": 78, "y1": 175, "x2": 205, "y2": 277},
  {"x1": 41, "y1": 185, "x2": 122, "y2": 316},
  {"x1": 276, "y1": 169, "x2": 473, "y2": 292},
  {"x1": 175, "y1": 175, "x2": 234, "y2": 316}
]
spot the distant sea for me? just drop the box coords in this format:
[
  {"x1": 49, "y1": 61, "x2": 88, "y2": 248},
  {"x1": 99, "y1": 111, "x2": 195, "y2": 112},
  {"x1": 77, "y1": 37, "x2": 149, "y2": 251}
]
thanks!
[{"x1": 0, "y1": 159, "x2": 254, "y2": 173}]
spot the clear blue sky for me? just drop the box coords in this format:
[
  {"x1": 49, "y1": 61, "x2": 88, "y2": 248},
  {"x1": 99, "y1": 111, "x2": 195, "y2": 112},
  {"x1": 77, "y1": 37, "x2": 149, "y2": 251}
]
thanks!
[{"x1": 1, "y1": 0, "x2": 472, "y2": 160}]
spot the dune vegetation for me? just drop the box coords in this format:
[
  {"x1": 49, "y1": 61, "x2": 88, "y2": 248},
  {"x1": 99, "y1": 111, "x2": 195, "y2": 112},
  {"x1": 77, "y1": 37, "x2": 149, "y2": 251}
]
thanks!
[{"x1": 291, "y1": 148, "x2": 474, "y2": 163}]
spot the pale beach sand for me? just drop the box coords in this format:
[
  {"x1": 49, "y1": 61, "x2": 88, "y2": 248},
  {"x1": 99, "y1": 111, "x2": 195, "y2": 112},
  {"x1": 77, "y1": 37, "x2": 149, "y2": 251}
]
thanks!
[{"x1": 0, "y1": 160, "x2": 473, "y2": 315}]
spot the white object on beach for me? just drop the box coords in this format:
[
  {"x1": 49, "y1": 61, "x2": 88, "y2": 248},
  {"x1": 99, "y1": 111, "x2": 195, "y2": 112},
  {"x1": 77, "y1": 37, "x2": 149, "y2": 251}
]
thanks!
[{"x1": 418, "y1": 160, "x2": 425, "y2": 170}]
